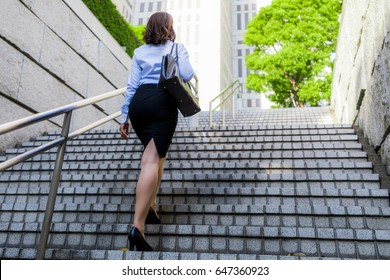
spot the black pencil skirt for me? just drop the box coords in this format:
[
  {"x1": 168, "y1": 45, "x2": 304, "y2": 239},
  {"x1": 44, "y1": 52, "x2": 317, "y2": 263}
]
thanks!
[{"x1": 128, "y1": 84, "x2": 178, "y2": 158}]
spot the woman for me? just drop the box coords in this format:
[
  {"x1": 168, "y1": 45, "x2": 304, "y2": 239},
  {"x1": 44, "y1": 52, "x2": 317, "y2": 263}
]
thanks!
[{"x1": 119, "y1": 12, "x2": 194, "y2": 251}]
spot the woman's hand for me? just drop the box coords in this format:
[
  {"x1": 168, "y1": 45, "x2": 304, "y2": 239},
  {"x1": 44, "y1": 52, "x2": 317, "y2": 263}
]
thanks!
[{"x1": 120, "y1": 123, "x2": 130, "y2": 140}]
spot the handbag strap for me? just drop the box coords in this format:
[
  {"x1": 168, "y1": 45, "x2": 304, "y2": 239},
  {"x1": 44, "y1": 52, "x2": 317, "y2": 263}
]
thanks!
[{"x1": 169, "y1": 43, "x2": 179, "y2": 62}]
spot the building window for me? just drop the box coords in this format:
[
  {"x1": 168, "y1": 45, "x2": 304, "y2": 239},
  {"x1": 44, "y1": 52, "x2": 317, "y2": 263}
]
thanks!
[
  {"x1": 138, "y1": 18, "x2": 143, "y2": 25},
  {"x1": 140, "y1": 3, "x2": 145, "y2": 12},
  {"x1": 237, "y1": 5, "x2": 241, "y2": 11},
  {"x1": 237, "y1": 14, "x2": 241, "y2": 30},
  {"x1": 247, "y1": 99, "x2": 252, "y2": 107},
  {"x1": 244, "y1": 4, "x2": 249, "y2": 11},
  {"x1": 252, "y1": 4, "x2": 257, "y2": 10},
  {"x1": 245, "y1": 13, "x2": 249, "y2": 28},
  {"x1": 195, "y1": 25, "x2": 199, "y2": 44},
  {"x1": 238, "y1": 50, "x2": 242, "y2": 57},
  {"x1": 148, "y1": 2, "x2": 153, "y2": 12},
  {"x1": 157, "y1": 1, "x2": 162, "y2": 10},
  {"x1": 256, "y1": 99, "x2": 261, "y2": 107},
  {"x1": 186, "y1": 25, "x2": 190, "y2": 44},
  {"x1": 238, "y1": 59, "x2": 243, "y2": 78},
  {"x1": 177, "y1": 26, "x2": 182, "y2": 38}
]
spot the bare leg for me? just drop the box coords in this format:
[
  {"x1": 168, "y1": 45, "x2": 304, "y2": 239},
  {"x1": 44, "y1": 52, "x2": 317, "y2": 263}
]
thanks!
[
  {"x1": 151, "y1": 158, "x2": 166, "y2": 211},
  {"x1": 133, "y1": 139, "x2": 160, "y2": 235}
]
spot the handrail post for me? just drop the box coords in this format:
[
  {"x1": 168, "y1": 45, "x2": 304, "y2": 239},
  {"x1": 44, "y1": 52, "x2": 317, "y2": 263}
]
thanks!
[
  {"x1": 208, "y1": 80, "x2": 242, "y2": 128},
  {"x1": 232, "y1": 89, "x2": 236, "y2": 121},
  {"x1": 222, "y1": 102, "x2": 226, "y2": 127},
  {"x1": 209, "y1": 101, "x2": 213, "y2": 128},
  {"x1": 36, "y1": 111, "x2": 72, "y2": 259}
]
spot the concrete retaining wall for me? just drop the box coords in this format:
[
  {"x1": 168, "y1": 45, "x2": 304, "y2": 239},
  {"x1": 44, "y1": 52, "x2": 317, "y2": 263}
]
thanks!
[
  {"x1": 331, "y1": 0, "x2": 390, "y2": 167},
  {"x1": 0, "y1": 0, "x2": 131, "y2": 152}
]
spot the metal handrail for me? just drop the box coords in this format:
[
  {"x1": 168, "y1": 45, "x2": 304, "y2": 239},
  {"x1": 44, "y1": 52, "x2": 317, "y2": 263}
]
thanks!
[
  {"x1": 0, "y1": 87, "x2": 126, "y2": 259},
  {"x1": 0, "y1": 112, "x2": 121, "y2": 170},
  {"x1": 0, "y1": 88, "x2": 125, "y2": 135},
  {"x1": 209, "y1": 80, "x2": 242, "y2": 127},
  {"x1": 188, "y1": 74, "x2": 199, "y2": 97}
]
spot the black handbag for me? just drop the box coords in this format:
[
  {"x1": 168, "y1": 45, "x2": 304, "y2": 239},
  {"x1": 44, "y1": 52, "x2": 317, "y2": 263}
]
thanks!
[{"x1": 158, "y1": 43, "x2": 201, "y2": 117}]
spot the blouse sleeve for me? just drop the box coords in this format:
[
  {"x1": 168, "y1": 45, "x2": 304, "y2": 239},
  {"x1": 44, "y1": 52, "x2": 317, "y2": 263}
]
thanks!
[
  {"x1": 120, "y1": 53, "x2": 141, "y2": 124},
  {"x1": 177, "y1": 43, "x2": 195, "y2": 82}
]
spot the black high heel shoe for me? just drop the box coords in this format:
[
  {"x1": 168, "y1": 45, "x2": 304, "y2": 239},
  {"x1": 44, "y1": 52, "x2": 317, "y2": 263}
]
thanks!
[
  {"x1": 145, "y1": 207, "x2": 161, "y2": 224},
  {"x1": 128, "y1": 226, "x2": 153, "y2": 251}
]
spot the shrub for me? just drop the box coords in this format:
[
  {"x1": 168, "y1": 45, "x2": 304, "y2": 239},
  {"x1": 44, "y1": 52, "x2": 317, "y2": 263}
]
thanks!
[{"x1": 82, "y1": 0, "x2": 143, "y2": 57}]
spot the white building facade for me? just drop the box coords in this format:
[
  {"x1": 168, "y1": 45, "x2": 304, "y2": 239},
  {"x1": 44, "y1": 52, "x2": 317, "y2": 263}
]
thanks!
[
  {"x1": 231, "y1": 0, "x2": 272, "y2": 109},
  {"x1": 132, "y1": 0, "x2": 167, "y2": 25},
  {"x1": 167, "y1": 0, "x2": 232, "y2": 109},
  {"x1": 111, "y1": 0, "x2": 135, "y2": 23}
]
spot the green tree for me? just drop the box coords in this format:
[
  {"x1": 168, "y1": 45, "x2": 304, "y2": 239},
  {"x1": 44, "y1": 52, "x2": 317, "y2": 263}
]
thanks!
[{"x1": 244, "y1": 0, "x2": 342, "y2": 107}]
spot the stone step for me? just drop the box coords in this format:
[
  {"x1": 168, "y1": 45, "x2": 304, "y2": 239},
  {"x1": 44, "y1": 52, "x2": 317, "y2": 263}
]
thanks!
[
  {"x1": 38, "y1": 134, "x2": 359, "y2": 144},
  {"x1": 1, "y1": 151, "x2": 370, "y2": 163},
  {"x1": 2, "y1": 168, "x2": 374, "y2": 176},
  {"x1": 0, "y1": 179, "x2": 380, "y2": 191},
  {"x1": 193, "y1": 108, "x2": 335, "y2": 126},
  {"x1": 45, "y1": 123, "x2": 351, "y2": 135},
  {"x1": 3, "y1": 165, "x2": 375, "y2": 176},
  {"x1": 2, "y1": 203, "x2": 390, "y2": 229},
  {"x1": 40, "y1": 127, "x2": 358, "y2": 138},
  {"x1": 1, "y1": 248, "x2": 342, "y2": 260},
  {"x1": 1, "y1": 185, "x2": 388, "y2": 207},
  {"x1": 0, "y1": 172, "x2": 380, "y2": 187},
  {"x1": 3, "y1": 161, "x2": 374, "y2": 175},
  {"x1": 4, "y1": 136, "x2": 360, "y2": 158},
  {"x1": 1, "y1": 222, "x2": 389, "y2": 259},
  {"x1": 35, "y1": 127, "x2": 357, "y2": 141},
  {"x1": 40, "y1": 126, "x2": 357, "y2": 136},
  {"x1": 18, "y1": 141, "x2": 364, "y2": 152},
  {"x1": 198, "y1": 117, "x2": 335, "y2": 125}
]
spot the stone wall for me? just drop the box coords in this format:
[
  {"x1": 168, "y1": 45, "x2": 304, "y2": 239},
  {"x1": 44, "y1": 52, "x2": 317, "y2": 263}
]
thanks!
[
  {"x1": 331, "y1": 0, "x2": 390, "y2": 167},
  {"x1": 0, "y1": 0, "x2": 131, "y2": 152}
]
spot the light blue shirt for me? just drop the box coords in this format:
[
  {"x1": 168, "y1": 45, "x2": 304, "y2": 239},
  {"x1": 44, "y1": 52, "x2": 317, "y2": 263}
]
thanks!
[{"x1": 120, "y1": 41, "x2": 194, "y2": 123}]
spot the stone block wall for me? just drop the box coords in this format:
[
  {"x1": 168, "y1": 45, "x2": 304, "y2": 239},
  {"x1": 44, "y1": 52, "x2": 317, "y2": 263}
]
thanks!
[
  {"x1": 331, "y1": 0, "x2": 390, "y2": 167},
  {"x1": 0, "y1": 0, "x2": 131, "y2": 152}
]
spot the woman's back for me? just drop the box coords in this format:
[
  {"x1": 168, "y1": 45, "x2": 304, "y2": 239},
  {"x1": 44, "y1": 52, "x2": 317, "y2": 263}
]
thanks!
[{"x1": 133, "y1": 41, "x2": 194, "y2": 85}]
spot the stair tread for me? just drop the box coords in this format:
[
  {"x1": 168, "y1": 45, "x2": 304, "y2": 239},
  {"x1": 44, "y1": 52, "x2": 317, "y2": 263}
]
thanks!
[
  {"x1": 0, "y1": 248, "x2": 346, "y2": 260},
  {"x1": 2, "y1": 201, "x2": 390, "y2": 213},
  {"x1": 1, "y1": 185, "x2": 387, "y2": 196},
  {"x1": 3, "y1": 222, "x2": 390, "y2": 240}
]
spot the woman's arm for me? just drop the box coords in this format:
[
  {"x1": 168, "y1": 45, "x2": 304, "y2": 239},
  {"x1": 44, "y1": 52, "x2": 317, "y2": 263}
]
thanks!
[
  {"x1": 120, "y1": 53, "x2": 141, "y2": 124},
  {"x1": 177, "y1": 43, "x2": 195, "y2": 82}
]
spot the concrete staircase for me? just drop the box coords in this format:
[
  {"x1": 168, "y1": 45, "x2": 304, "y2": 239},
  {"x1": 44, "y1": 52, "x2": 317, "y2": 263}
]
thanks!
[{"x1": 1, "y1": 107, "x2": 390, "y2": 260}]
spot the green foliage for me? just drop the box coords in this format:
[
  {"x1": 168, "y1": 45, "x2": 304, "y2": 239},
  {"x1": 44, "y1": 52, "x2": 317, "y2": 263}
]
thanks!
[
  {"x1": 82, "y1": 0, "x2": 143, "y2": 57},
  {"x1": 244, "y1": 0, "x2": 342, "y2": 107},
  {"x1": 130, "y1": 24, "x2": 146, "y2": 44}
]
